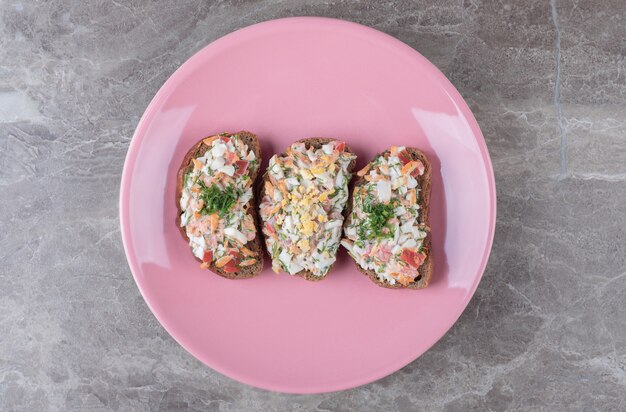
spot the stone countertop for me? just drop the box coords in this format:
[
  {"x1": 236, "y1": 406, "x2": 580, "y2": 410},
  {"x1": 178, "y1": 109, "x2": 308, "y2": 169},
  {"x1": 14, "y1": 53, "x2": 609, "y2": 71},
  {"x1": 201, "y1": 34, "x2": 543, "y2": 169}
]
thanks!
[{"x1": 1, "y1": 1, "x2": 625, "y2": 411}]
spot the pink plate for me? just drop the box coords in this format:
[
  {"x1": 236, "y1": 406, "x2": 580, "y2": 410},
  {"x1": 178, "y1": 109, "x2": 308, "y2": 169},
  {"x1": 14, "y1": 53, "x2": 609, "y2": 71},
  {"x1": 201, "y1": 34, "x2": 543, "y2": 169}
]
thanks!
[{"x1": 120, "y1": 17, "x2": 495, "y2": 394}]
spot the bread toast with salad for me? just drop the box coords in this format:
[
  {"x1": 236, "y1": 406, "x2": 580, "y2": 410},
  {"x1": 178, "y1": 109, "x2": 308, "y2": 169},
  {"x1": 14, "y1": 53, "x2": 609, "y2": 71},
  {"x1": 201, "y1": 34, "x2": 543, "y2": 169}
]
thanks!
[
  {"x1": 259, "y1": 138, "x2": 356, "y2": 280},
  {"x1": 176, "y1": 132, "x2": 263, "y2": 279},
  {"x1": 341, "y1": 146, "x2": 432, "y2": 288}
]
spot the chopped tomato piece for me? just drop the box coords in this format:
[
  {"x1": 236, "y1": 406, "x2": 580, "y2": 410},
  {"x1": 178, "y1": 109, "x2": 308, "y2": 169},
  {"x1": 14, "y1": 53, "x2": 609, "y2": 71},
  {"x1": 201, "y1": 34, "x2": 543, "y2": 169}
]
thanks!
[
  {"x1": 223, "y1": 261, "x2": 238, "y2": 273},
  {"x1": 335, "y1": 142, "x2": 346, "y2": 152},
  {"x1": 224, "y1": 151, "x2": 236, "y2": 165},
  {"x1": 400, "y1": 249, "x2": 414, "y2": 265},
  {"x1": 202, "y1": 250, "x2": 213, "y2": 263},
  {"x1": 398, "y1": 150, "x2": 411, "y2": 165},
  {"x1": 265, "y1": 222, "x2": 276, "y2": 236},
  {"x1": 234, "y1": 160, "x2": 249, "y2": 176},
  {"x1": 410, "y1": 160, "x2": 425, "y2": 178},
  {"x1": 413, "y1": 251, "x2": 426, "y2": 267},
  {"x1": 223, "y1": 252, "x2": 239, "y2": 272},
  {"x1": 400, "y1": 249, "x2": 426, "y2": 268},
  {"x1": 219, "y1": 136, "x2": 231, "y2": 143}
]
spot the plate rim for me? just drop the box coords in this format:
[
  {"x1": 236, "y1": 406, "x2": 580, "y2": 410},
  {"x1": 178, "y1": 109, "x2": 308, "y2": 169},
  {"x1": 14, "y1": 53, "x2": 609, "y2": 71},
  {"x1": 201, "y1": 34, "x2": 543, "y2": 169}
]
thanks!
[{"x1": 119, "y1": 16, "x2": 497, "y2": 394}]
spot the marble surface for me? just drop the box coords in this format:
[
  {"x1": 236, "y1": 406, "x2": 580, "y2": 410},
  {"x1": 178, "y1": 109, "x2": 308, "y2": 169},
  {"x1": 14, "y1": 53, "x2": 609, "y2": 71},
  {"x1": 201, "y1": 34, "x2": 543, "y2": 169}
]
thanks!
[{"x1": 1, "y1": 0, "x2": 625, "y2": 410}]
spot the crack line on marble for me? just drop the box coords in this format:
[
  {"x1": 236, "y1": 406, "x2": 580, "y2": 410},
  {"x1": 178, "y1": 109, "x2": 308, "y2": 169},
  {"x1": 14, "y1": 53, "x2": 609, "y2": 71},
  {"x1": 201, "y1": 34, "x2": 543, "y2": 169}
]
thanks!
[
  {"x1": 569, "y1": 172, "x2": 626, "y2": 182},
  {"x1": 598, "y1": 272, "x2": 626, "y2": 291},
  {"x1": 491, "y1": 138, "x2": 559, "y2": 165},
  {"x1": 504, "y1": 282, "x2": 541, "y2": 312},
  {"x1": 551, "y1": 0, "x2": 568, "y2": 179}
]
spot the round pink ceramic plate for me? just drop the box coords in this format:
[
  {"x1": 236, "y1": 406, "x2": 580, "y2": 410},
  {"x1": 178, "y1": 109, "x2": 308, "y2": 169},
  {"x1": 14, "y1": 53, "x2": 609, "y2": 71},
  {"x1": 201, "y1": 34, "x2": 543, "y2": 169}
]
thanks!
[{"x1": 120, "y1": 17, "x2": 495, "y2": 394}]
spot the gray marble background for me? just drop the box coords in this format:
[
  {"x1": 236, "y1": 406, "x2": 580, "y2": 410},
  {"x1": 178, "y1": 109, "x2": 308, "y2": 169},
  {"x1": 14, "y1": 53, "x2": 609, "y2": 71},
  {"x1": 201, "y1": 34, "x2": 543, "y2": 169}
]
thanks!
[{"x1": 1, "y1": 0, "x2": 625, "y2": 411}]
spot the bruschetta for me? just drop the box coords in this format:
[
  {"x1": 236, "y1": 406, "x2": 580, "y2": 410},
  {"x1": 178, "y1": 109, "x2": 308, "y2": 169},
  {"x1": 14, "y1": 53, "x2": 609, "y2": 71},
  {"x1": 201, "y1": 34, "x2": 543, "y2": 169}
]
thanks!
[
  {"x1": 176, "y1": 131, "x2": 263, "y2": 279},
  {"x1": 341, "y1": 146, "x2": 432, "y2": 288},
  {"x1": 259, "y1": 138, "x2": 356, "y2": 280}
]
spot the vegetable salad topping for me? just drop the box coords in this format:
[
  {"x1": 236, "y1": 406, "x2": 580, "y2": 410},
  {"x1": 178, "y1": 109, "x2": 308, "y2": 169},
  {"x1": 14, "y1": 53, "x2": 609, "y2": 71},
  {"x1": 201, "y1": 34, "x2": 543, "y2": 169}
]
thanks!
[
  {"x1": 260, "y1": 141, "x2": 356, "y2": 276},
  {"x1": 341, "y1": 146, "x2": 428, "y2": 286},
  {"x1": 179, "y1": 134, "x2": 259, "y2": 272}
]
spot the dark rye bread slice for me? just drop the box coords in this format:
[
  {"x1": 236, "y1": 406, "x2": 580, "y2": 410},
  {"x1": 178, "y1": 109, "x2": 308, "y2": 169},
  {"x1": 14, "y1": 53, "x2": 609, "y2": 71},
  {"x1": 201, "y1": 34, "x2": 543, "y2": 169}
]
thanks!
[
  {"x1": 344, "y1": 147, "x2": 433, "y2": 289},
  {"x1": 259, "y1": 138, "x2": 356, "y2": 281},
  {"x1": 176, "y1": 131, "x2": 263, "y2": 279}
]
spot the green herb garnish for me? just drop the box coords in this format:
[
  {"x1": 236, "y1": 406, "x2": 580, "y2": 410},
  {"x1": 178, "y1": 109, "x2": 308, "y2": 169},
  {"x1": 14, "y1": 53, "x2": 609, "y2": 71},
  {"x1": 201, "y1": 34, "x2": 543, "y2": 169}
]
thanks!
[
  {"x1": 358, "y1": 198, "x2": 397, "y2": 240},
  {"x1": 197, "y1": 181, "x2": 239, "y2": 216},
  {"x1": 330, "y1": 188, "x2": 343, "y2": 199},
  {"x1": 271, "y1": 242, "x2": 280, "y2": 258},
  {"x1": 328, "y1": 242, "x2": 339, "y2": 254}
]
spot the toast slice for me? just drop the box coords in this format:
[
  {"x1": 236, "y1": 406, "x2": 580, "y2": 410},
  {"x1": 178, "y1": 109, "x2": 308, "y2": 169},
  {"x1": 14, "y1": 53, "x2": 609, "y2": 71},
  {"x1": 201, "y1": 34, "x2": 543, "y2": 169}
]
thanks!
[
  {"x1": 259, "y1": 138, "x2": 357, "y2": 280},
  {"x1": 341, "y1": 147, "x2": 433, "y2": 289},
  {"x1": 176, "y1": 131, "x2": 263, "y2": 279}
]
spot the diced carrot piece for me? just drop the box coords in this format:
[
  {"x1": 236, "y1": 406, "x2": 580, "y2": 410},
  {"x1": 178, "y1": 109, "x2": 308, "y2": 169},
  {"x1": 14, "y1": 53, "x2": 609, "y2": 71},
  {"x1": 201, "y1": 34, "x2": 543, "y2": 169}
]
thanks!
[
  {"x1": 397, "y1": 274, "x2": 412, "y2": 287},
  {"x1": 202, "y1": 136, "x2": 218, "y2": 146},
  {"x1": 241, "y1": 247, "x2": 256, "y2": 257},
  {"x1": 192, "y1": 158, "x2": 203, "y2": 170},
  {"x1": 268, "y1": 204, "x2": 281, "y2": 215},
  {"x1": 401, "y1": 161, "x2": 418, "y2": 175},
  {"x1": 408, "y1": 190, "x2": 416, "y2": 205},
  {"x1": 277, "y1": 181, "x2": 287, "y2": 195},
  {"x1": 364, "y1": 174, "x2": 383, "y2": 182},
  {"x1": 210, "y1": 213, "x2": 219, "y2": 231},
  {"x1": 357, "y1": 165, "x2": 370, "y2": 177},
  {"x1": 215, "y1": 255, "x2": 233, "y2": 268},
  {"x1": 239, "y1": 259, "x2": 257, "y2": 267}
]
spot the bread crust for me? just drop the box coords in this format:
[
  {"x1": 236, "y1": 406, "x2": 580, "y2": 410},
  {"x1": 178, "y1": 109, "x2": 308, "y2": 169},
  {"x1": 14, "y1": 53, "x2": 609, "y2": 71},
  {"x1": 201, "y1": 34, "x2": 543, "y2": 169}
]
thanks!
[
  {"x1": 176, "y1": 131, "x2": 263, "y2": 279},
  {"x1": 259, "y1": 138, "x2": 356, "y2": 281},
  {"x1": 344, "y1": 147, "x2": 433, "y2": 289}
]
